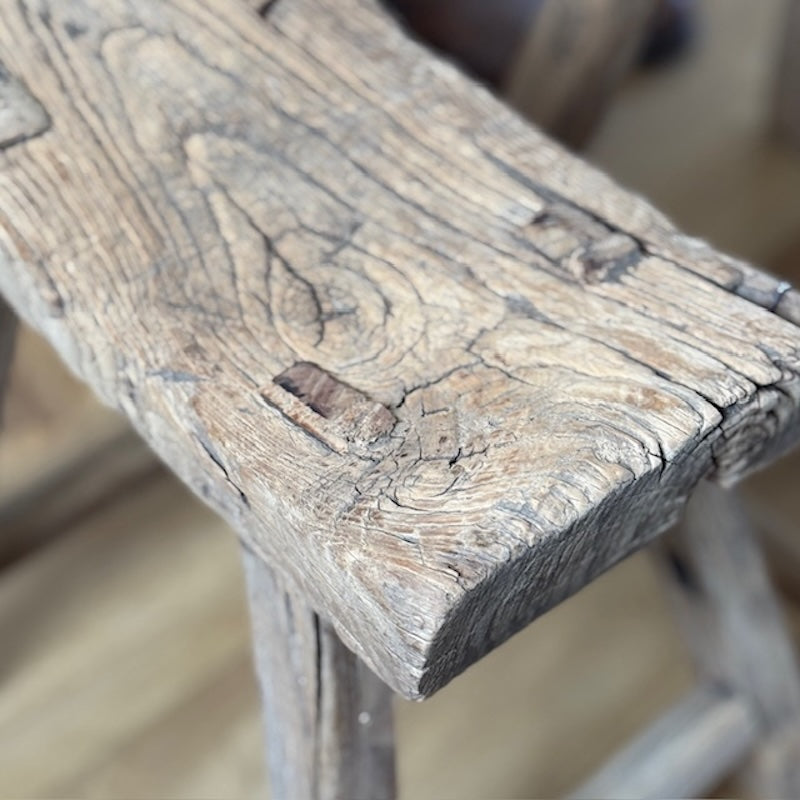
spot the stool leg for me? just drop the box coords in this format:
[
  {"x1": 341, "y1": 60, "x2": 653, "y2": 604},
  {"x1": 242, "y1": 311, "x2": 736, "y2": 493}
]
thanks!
[
  {"x1": 0, "y1": 296, "x2": 17, "y2": 424},
  {"x1": 655, "y1": 480, "x2": 800, "y2": 797},
  {"x1": 773, "y1": 0, "x2": 800, "y2": 147},
  {"x1": 241, "y1": 545, "x2": 396, "y2": 800}
]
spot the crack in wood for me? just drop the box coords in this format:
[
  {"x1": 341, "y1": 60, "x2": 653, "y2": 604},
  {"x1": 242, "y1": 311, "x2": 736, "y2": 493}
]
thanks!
[{"x1": 0, "y1": 62, "x2": 50, "y2": 148}]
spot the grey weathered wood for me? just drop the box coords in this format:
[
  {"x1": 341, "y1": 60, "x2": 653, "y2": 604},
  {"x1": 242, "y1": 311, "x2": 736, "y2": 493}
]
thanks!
[
  {"x1": 242, "y1": 545, "x2": 395, "y2": 800},
  {"x1": 656, "y1": 481, "x2": 800, "y2": 797},
  {"x1": 504, "y1": 0, "x2": 658, "y2": 147},
  {"x1": 2, "y1": 0, "x2": 800, "y2": 698},
  {"x1": 773, "y1": 0, "x2": 800, "y2": 147},
  {"x1": 0, "y1": 296, "x2": 16, "y2": 424},
  {"x1": 570, "y1": 682, "x2": 758, "y2": 800}
]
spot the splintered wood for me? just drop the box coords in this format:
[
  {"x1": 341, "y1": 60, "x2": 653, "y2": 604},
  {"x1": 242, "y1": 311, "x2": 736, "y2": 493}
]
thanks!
[{"x1": 1, "y1": 0, "x2": 800, "y2": 698}]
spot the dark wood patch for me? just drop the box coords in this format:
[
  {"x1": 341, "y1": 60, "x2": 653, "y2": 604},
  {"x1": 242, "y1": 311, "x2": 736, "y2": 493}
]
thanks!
[{"x1": 262, "y1": 362, "x2": 395, "y2": 455}]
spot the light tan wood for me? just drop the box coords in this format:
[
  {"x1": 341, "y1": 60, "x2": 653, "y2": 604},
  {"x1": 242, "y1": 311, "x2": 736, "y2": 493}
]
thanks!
[
  {"x1": 504, "y1": 0, "x2": 658, "y2": 147},
  {"x1": 2, "y1": 0, "x2": 800, "y2": 699},
  {"x1": 570, "y1": 682, "x2": 758, "y2": 799},
  {"x1": 773, "y1": 0, "x2": 800, "y2": 146},
  {"x1": 657, "y1": 482, "x2": 800, "y2": 797},
  {"x1": 243, "y1": 545, "x2": 395, "y2": 800}
]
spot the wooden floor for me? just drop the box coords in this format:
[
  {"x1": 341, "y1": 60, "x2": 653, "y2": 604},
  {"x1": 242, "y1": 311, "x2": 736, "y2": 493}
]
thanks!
[{"x1": 2, "y1": 0, "x2": 800, "y2": 797}]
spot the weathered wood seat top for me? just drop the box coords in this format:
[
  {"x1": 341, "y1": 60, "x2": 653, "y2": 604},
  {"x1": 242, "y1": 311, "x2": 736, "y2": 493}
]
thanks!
[{"x1": 2, "y1": 0, "x2": 800, "y2": 699}]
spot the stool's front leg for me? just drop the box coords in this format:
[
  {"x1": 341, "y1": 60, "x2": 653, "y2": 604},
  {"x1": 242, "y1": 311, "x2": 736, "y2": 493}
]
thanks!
[{"x1": 241, "y1": 545, "x2": 396, "y2": 800}]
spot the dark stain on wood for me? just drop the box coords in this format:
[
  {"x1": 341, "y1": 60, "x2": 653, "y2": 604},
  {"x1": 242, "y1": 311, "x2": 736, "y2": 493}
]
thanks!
[{"x1": 263, "y1": 362, "x2": 396, "y2": 455}]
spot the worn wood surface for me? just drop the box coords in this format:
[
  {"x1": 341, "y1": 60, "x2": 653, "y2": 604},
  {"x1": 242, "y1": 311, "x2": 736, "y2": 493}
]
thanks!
[
  {"x1": 1, "y1": 0, "x2": 800, "y2": 698},
  {"x1": 504, "y1": 0, "x2": 658, "y2": 147},
  {"x1": 242, "y1": 545, "x2": 395, "y2": 800},
  {"x1": 0, "y1": 469, "x2": 698, "y2": 800},
  {"x1": 773, "y1": 0, "x2": 800, "y2": 147},
  {"x1": 570, "y1": 682, "x2": 758, "y2": 800},
  {"x1": 657, "y1": 482, "x2": 800, "y2": 797}
]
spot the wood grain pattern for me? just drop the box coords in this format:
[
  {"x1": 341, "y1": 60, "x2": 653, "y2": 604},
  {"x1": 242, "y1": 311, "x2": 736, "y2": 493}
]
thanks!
[
  {"x1": 657, "y1": 482, "x2": 800, "y2": 797},
  {"x1": 242, "y1": 545, "x2": 395, "y2": 800},
  {"x1": 504, "y1": 0, "x2": 658, "y2": 147},
  {"x1": 1, "y1": 0, "x2": 800, "y2": 698}
]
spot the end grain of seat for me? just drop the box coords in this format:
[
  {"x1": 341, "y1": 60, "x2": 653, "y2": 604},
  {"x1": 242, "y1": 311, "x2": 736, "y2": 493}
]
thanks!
[{"x1": 2, "y1": 0, "x2": 800, "y2": 700}]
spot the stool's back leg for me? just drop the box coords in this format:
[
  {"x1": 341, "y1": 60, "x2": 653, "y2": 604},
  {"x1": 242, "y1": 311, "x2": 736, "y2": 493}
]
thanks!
[
  {"x1": 503, "y1": 0, "x2": 658, "y2": 148},
  {"x1": 655, "y1": 481, "x2": 800, "y2": 797},
  {"x1": 773, "y1": 0, "x2": 800, "y2": 147},
  {"x1": 0, "y1": 296, "x2": 17, "y2": 425},
  {"x1": 241, "y1": 545, "x2": 396, "y2": 800}
]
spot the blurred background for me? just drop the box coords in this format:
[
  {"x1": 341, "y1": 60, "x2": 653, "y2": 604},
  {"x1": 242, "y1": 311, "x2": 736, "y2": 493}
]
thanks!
[{"x1": 2, "y1": 0, "x2": 800, "y2": 797}]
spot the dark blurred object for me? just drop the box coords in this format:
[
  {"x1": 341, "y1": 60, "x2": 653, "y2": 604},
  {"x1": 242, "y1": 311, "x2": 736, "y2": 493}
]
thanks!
[
  {"x1": 384, "y1": 0, "x2": 539, "y2": 86},
  {"x1": 505, "y1": 0, "x2": 659, "y2": 147},
  {"x1": 639, "y1": 0, "x2": 696, "y2": 67},
  {"x1": 773, "y1": 0, "x2": 800, "y2": 148},
  {"x1": 385, "y1": 0, "x2": 695, "y2": 149}
]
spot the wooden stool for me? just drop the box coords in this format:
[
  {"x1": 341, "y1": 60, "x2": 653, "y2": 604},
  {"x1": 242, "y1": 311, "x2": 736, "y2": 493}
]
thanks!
[{"x1": 2, "y1": 1, "x2": 800, "y2": 797}]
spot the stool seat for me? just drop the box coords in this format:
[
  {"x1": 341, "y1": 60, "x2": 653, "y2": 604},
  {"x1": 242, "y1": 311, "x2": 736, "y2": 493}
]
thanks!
[{"x1": 2, "y1": 0, "x2": 800, "y2": 705}]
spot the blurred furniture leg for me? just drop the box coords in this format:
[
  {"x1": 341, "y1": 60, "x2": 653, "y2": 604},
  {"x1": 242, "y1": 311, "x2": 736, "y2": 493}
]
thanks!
[
  {"x1": 0, "y1": 296, "x2": 16, "y2": 424},
  {"x1": 242, "y1": 546, "x2": 396, "y2": 800},
  {"x1": 574, "y1": 482, "x2": 800, "y2": 799},
  {"x1": 658, "y1": 482, "x2": 800, "y2": 797},
  {"x1": 773, "y1": 0, "x2": 800, "y2": 146},
  {"x1": 503, "y1": 0, "x2": 659, "y2": 147}
]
